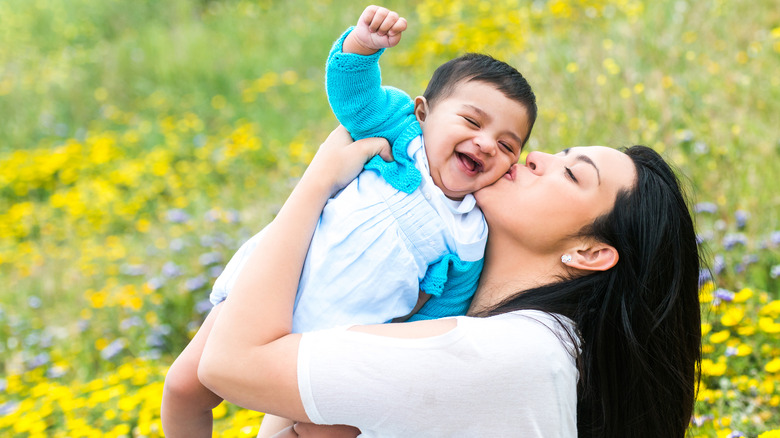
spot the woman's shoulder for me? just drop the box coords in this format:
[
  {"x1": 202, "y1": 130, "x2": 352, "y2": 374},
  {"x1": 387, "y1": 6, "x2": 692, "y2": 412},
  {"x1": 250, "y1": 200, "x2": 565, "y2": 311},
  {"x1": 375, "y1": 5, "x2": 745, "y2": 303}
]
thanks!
[{"x1": 457, "y1": 310, "x2": 580, "y2": 361}]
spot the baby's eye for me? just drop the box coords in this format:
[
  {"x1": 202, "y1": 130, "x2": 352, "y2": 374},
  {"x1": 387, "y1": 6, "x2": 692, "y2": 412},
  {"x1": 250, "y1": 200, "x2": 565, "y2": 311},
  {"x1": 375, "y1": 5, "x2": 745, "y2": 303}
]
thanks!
[
  {"x1": 499, "y1": 141, "x2": 513, "y2": 153},
  {"x1": 463, "y1": 116, "x2": 479, "y2": 127}
]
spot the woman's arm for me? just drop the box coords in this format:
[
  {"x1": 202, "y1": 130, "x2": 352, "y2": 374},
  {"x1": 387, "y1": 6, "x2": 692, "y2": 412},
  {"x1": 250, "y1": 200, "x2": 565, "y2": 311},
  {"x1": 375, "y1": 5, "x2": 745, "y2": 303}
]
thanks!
[{"x1": 198, "y1": 127, "x2": 391, "y2": 420}]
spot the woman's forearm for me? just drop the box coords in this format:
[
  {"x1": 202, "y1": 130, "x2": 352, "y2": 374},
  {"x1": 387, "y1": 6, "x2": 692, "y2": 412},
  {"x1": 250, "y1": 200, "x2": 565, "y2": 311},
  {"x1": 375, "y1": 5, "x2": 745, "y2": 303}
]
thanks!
[
  {"x1": 198, "y1": 127, "x2": 390, "y2": 418},
  {"x1": 197, "y1": 165, "x2": 331, "y2": 415}
]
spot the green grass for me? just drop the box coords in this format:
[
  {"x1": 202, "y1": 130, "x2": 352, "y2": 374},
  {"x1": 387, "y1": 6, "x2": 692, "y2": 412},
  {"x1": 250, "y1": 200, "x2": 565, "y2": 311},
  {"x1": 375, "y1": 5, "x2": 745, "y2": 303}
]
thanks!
[{"x1": 1, "y1": 0, "x2": 779, "y2": 436}]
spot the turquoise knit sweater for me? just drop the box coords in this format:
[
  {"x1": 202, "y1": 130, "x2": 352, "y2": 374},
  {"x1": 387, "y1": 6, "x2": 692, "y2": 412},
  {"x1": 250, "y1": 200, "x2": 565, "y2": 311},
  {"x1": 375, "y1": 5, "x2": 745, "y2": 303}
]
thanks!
[{"x1": 326, "y1": 28, "x2": 484, "y2": 320}]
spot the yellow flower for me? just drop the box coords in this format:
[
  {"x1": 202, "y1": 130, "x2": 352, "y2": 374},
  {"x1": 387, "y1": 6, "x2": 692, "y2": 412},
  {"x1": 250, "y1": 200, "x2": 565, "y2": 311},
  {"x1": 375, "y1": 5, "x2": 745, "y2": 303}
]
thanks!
[
  {"x1": 733, "y1": 288, "x2": 753, "y2": 303},
  {"x1": 735, "y1": 344, "x2": 752, "y2": 357},
  {"x1": 766, "y1": 358, "x2": 780, "y2": 374},
  {"x1": 759, "y1": 317, "x2": 780, "y2": 334},
  {"x1": 700, "y1": 281, "x2": 715, "y2": 303},
  {"x1": 758, "y1": 430, "x2": 780, "y2": 438},
  {"x1": 709, "y1": 330, "x2": 730, "y2": 344},
  {"x1": 701, "y1": 358, "x2": 727, "y2": 376},
  {"x1": 761, "y1": 300, "x2": 780, "y2": 317},
  {"x1": 721, "y1": 307, "x2": 744, "y2": 326},
  {"x1": 737, "y1": 325, "x2": 756, "y2": 336}
]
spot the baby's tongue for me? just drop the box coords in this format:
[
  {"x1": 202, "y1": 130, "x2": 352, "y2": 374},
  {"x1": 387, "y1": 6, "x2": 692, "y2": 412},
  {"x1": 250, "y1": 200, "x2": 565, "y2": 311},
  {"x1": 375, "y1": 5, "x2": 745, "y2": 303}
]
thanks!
[{"x1": 461, "y1": 153, "x2": 476, "y2": 171}]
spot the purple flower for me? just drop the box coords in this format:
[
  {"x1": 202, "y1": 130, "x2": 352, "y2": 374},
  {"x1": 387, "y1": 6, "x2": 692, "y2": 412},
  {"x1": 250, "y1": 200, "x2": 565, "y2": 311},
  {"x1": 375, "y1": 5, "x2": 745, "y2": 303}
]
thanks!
[
  {"x1": 100, "y1": 339, "x2": 126, "y2": 360},
  {"x1": 728, "y1": 431, "x2": 745, "y2": 438},
  {"x1": 201, "y1": 234, "x2": 231, "y2": 248},
  {"x1": 725, "y1": 346, "x2": 738, "y2": 357},
  {"x1": 195, "y1": 299, "x2": 213, "y2": 314},
  {"x1": 0, "y1": 378, "x2": 6, "y2": 392},
  {"x1": 771, "y1": 265, "x2": 780, "y2": 279},
  {"x1": 694, "y1": 202, "x2": 717, "y2": 214},
  {"x1": 0, "y1": 402, "x2": 18, "y2": 416},
  {"x1": 742, "y1": 254, "x2": 758, "y2": 265},
  {"x1": 194, "y1": 133, "x2": 207, "y2": 147},
  {"x1": 696, "y1": 231, "x2": 714, "y2": 244},
  {"x1": 146, "y1": 276, "x2": 165, "y2": 290},
  {"x1": 226, "y1": 210, "x2": 240, "y2": 223},
  {"x1": 209, "y1": 265, "x2": 224, "y2": 278},
  {"x1": 698, "y1": 269, "x2": 712, "y2": 286},
  {"x1": 28, "y1": 296, "x2": 42, "y2": 309},
  {"x1": 715, "y1": 288, "x2": 734, "y2": 302},
  {"x1": 678, "y1": 129, "x2": 694, "y2": 142},
  {"x1": 770, "y1": 231, "x2": 780, "y2": 247},
  {"x1": 146, "y1": 333, "x2": 166, "y2": 348},
  {"x1": 166, "y1": 209, "x2": 190, "y2": 223},
  {"x1": 162, "y1": 262, "x2": 182, "y2": 278},
  {"x1": 169, "y1": 238, "x2": 185, "y2": 252},
  {"x1": 121, "y1": 264, "x2": 147, "y2": 276},
  {"x1": 199, "y1": 252, "x2": 223, "y2": 266},
  {"x1": 713, "y1": 255, "x2": 725, "y2": 275},
  {"x1": 120, "y1": 316, "x2": 143, "y2": 330},
  {"x1": 185, "y1": 275, "x2": 208, "y2": 291},
  {"x1": 693, "y1": 141, "x2": 709, "y2": 154},
  {"x1": 47, "y1": 365, "x2": 66, "y2": 378},
  {"x1": 722, "y1": 233, "x2": 748, "y2": 250},
  {"x1": 146, "y1": 325, "x2": 172, "y2": 348},
  {"x1": 27, "y1": 352, "x2": 51, "y2": 369},
  {"x1": 691, "y1": 414, "x2": 713, "y2": 426},
  {"x1": 735, "y1": 210, "x2": 749, "y2": 229},
  {"x1": 205, "y1": 209, "x2": 219, "y2": 222}
]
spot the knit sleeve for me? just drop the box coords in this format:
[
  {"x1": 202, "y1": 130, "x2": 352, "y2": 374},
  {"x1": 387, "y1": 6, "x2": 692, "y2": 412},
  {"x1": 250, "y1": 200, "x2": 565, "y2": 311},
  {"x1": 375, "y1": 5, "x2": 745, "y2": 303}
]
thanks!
[
  {"x1": 409, "y1": 254, "x2": 484, "y2": 321},
  {"x1": 326, "y1": 27, "x2": 422, "y2": 194}
]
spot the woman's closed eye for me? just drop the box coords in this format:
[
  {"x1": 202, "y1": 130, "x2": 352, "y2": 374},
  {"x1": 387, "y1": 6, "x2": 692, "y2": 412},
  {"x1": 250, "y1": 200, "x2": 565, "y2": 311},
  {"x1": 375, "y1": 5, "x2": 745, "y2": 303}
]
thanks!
[{"x1": 565, "y1": 166, "x2": 579, "y2": 183}]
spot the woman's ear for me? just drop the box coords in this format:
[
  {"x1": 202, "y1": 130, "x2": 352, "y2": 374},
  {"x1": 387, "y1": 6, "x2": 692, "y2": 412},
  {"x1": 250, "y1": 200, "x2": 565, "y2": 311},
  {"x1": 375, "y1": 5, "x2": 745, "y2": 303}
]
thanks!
[
  {"x1": 566, "y1": 242, "x2": 619, "y2": 272},
  {"x1": 414, "y1": 96, "x2": 429, "y2": 123}
]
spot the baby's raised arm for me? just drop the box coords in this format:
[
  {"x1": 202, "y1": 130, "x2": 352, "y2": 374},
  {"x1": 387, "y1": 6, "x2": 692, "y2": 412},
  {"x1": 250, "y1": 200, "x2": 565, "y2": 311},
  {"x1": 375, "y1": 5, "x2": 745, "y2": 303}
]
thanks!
[{"x1": 343, "y1": 5, "x2": 407, "y2": 55}]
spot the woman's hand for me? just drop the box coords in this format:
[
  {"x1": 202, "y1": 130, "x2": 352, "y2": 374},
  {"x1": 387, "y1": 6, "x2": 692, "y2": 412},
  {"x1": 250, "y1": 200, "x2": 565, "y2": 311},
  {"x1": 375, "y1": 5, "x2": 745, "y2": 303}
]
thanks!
[{"x1": 302, "y1": 125, "x2": 392, "y2": 197}]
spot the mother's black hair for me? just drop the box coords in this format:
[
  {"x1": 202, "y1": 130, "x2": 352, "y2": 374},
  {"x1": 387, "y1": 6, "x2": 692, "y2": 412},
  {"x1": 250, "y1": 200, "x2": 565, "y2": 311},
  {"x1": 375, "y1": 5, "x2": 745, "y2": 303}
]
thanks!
[{"x1": 480, "y1": 145, "x2": 702, "y2": 437}]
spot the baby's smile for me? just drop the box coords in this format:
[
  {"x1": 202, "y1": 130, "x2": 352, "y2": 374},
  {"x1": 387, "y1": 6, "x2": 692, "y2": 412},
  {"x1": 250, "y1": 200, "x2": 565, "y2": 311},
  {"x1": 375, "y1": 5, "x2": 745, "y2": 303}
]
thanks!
[{"x1": 457, "y1": 151, "x2": 484, "y2": 174}]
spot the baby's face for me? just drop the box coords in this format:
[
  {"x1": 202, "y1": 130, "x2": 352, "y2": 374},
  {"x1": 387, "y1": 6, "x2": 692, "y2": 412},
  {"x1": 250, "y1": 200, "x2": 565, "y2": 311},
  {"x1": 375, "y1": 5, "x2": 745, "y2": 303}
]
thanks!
[{"x1": 417, "y1": 80, "x2": 530, "y2": 200}]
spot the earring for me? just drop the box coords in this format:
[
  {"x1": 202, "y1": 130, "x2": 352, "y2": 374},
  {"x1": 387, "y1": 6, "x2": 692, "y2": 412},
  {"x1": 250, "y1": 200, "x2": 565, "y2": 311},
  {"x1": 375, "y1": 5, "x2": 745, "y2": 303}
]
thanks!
[{"x1": 561, "y1": 254, "x2": 572, "y2": 264}]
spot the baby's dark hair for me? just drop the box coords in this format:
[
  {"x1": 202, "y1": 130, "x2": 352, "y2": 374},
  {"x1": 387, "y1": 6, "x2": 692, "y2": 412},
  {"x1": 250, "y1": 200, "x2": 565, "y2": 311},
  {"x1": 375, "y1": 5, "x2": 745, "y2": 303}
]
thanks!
[{"x1": 423, "y1": 53, "x2": 537, "y2": 147}]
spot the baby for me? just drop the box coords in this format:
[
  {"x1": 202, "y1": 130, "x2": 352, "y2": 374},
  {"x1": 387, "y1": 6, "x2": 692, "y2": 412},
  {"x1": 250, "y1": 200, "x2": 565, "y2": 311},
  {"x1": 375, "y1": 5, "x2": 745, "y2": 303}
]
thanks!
[{"x1": 162, "y1": 5, "x2": 537, "y2": 437}]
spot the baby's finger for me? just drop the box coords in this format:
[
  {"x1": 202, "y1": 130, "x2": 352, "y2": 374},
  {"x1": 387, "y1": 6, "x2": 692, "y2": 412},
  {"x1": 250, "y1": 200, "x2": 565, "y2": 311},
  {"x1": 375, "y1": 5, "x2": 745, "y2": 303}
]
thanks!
[
  {"x1": 377, "y1": 10, "x2": 400, "y2": 35},
  {"x1": 368, "y1": 7, "x2": 390, "y2": 33},
  {"x1": 358, "y1": 5, "x2": 379, "y2": 27},
  {"x1": 387, "y1": 17, "x2": 407, "y2": 36}
]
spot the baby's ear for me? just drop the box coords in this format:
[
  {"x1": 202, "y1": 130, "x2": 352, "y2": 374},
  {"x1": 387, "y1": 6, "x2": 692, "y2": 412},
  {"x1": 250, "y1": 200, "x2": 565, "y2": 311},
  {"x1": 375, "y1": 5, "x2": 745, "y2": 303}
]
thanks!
[{"x1": 414, "y1": 96, "x2": 429, "y2": 123}]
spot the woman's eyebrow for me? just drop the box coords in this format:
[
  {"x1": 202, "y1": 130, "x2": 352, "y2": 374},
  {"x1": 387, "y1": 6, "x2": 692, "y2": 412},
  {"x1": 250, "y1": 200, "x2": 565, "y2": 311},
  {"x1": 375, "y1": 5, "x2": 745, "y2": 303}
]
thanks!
[{"x1": 563, "y1": 149, "x2": 601, "y2": 185}]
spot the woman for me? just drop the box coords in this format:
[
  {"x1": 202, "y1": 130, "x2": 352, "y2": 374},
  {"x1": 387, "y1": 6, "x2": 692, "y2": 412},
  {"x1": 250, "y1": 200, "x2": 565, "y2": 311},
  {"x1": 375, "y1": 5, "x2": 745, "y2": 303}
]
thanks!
[{"x1": 198, "y1": 127, "x2": 702, "y2": 437}]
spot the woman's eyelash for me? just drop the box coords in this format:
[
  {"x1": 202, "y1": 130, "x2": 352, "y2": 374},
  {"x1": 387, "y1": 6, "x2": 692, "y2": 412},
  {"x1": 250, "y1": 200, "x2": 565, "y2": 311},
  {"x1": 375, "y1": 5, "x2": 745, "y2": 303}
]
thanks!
[{"x1": 565, "y1": 167, "x2": 578, "y2": 183}]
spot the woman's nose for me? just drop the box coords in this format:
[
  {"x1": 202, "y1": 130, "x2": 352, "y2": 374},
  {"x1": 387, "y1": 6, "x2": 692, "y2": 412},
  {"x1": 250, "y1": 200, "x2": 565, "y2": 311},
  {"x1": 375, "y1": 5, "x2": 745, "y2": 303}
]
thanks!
[{"x1": 525, "y1": 151, "x2": 556, "y2": 174}]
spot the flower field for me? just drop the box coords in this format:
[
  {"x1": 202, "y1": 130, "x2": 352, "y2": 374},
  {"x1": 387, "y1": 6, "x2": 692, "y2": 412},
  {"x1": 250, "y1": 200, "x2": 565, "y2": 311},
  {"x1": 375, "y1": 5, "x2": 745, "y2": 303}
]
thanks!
[{"x1": 1, "y1": 0, "x2": 779, "y2": 436}]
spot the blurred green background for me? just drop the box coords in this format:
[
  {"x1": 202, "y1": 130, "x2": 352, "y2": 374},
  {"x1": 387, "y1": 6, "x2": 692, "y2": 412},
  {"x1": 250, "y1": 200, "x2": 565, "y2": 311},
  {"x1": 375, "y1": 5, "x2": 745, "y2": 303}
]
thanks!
[{"x1": 1, "y1": 0, "x2": 779, "y2": 436}]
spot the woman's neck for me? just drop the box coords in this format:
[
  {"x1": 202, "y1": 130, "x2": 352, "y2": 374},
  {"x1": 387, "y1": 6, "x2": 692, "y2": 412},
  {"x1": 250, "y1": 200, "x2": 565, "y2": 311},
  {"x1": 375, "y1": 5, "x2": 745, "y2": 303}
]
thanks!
[{"x1": 468, "y1": 235, "x2": 563, "y2": 315}]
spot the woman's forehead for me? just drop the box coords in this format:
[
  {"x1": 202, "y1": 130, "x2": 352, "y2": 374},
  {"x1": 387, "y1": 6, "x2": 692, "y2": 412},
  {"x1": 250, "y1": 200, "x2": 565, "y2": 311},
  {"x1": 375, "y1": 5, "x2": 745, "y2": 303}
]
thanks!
[{"x1": 563, "y1": 146, "x2": 636, "y2": 189}]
